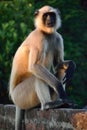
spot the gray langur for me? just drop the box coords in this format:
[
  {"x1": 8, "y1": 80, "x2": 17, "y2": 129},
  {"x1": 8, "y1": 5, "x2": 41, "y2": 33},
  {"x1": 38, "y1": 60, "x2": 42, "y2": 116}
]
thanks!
[{"x1": 9, "y1": 5, "x2": 76, "y2": 130}]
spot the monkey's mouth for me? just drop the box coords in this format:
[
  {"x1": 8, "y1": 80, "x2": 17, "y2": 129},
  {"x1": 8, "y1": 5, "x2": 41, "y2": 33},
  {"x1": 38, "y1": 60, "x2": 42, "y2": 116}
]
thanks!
[{"x1": 46, "y1": 22, "x2": 55, "y2": 27}]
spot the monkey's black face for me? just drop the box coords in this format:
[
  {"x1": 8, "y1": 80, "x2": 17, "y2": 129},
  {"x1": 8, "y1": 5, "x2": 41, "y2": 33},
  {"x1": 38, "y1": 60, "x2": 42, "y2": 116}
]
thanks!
[{"x1": 43, "y1": 12, "x2": 56, "y2": 27}]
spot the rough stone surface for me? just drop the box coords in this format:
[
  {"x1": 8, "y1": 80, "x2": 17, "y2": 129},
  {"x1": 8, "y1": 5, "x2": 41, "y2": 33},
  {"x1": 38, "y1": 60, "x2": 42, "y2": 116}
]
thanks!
[{"x1": 0, "y1": 104, "x2": 87, "y2": 130}]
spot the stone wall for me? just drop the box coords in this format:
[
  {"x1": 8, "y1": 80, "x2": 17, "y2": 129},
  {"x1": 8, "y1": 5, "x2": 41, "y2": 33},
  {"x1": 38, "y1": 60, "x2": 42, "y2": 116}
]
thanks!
[{"x1": 0, "y1": 104, "x2": 87, "y2": 130}]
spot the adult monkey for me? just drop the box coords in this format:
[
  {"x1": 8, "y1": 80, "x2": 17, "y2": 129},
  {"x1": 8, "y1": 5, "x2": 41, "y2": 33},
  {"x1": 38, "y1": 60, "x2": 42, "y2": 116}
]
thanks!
[{"x1": 9, "y1": 6, "x2": 76, "y2": 130}]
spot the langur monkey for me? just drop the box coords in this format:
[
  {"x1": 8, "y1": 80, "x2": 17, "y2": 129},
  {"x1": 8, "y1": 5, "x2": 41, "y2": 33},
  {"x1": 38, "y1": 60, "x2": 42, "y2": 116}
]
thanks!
[{"x1": 9, "y1": 5, "x2": 76, "y2": 130}]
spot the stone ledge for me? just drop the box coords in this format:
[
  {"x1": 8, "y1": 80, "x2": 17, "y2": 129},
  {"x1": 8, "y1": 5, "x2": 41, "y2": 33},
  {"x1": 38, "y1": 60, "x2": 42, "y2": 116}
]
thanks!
[{"x1": 0, "y1": 104, "x2": 87, "y2": 130}]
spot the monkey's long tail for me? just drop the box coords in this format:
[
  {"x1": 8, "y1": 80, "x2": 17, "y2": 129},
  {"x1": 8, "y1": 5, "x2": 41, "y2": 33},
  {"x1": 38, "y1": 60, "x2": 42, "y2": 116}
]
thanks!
[{"x1": 15, "y1": 106, "x2": 25, "y2": 130}]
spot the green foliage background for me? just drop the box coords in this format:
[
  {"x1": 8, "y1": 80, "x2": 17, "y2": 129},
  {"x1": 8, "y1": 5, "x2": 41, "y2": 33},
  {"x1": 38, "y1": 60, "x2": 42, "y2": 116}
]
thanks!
[{"x1": 0, "y1": 0, "x2": 87, "y2": 107}]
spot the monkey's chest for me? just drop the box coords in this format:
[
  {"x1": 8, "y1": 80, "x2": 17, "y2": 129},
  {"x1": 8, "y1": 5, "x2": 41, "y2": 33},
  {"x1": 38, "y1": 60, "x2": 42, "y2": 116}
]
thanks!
[{"x1": 43, "y1": 51, "x2": 53, "y2": 70}]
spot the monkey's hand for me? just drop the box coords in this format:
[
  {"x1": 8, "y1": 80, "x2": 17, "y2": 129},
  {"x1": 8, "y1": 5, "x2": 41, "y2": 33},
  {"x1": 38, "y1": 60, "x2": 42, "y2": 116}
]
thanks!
[{"x1": 63, "y1": 61, "x2": 76, "y2": 84}]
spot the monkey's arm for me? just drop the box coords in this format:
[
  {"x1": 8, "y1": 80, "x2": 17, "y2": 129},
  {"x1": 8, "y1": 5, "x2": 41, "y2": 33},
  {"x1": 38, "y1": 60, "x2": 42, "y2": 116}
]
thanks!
[
  {"x1": 28, "y1": 47, "x2": 66, "y2": 95},
  {"x1": 54, "y1": 33, "x2": 76, "y2": 100},
  {"x1": 63, "y1": 61, "x2": 76, "y2": 85}
]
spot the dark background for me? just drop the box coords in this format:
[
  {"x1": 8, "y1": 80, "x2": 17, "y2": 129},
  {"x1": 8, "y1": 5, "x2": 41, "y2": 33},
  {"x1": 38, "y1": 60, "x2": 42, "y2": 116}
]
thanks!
[{"x1": 0, "y1": 0, "x2": 87, "y2": 108}]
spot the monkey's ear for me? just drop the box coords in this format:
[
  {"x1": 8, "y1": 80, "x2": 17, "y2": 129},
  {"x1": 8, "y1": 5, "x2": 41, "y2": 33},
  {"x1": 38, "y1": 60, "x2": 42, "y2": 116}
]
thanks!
[{"x1": 34, "y1": 10, "x2": 39, "y2": 17}]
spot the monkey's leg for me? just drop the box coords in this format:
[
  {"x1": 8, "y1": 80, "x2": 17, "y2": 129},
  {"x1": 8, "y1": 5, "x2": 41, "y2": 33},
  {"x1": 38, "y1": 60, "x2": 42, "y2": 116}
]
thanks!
[
  {"x1": 35, "y1": 78, "x2": 52, "y2": 110},
  {"x1": 35, "y1": 78, "x2": 66, "y2": 110},
  {"x1": 34, "y1": 62, "x2": 75, "y2": 110},
  {"x1": 15, "y1": 106, "x2": 25, "y2": 130},
  {"x1": 11, "y1": 76, "x2": 40, "y2": 109}
]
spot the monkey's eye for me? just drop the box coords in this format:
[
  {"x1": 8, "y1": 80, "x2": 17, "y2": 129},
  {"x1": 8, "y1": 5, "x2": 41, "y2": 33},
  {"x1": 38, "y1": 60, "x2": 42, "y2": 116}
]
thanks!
[
  {"x1": 34, "y1": 10, "x2": 39, "y2": 17},
  {"x1": 43, "y1": 13, "x2": 49, "y2": 20},
  {"x1": 43, "y1": 12, "x2": 56, "y2": 20},
  {"x1": 43, "y1": 12, "x2": 56, "y2": 27}
]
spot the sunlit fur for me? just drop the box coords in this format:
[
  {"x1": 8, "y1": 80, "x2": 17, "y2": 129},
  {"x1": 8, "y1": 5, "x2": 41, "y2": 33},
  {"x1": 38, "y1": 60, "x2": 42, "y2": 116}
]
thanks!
[
  {"x1": 34, "y1": 6, "x2": 61, "y2": 34},
  {"x1": 9, "y1": 5, "x2": 66, "y2": 110}
]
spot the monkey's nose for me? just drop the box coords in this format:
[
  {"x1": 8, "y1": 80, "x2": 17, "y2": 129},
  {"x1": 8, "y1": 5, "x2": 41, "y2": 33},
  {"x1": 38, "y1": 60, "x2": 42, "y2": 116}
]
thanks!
[{"x1": 46, "y1": 15, "x2": 55, "y2": 27}]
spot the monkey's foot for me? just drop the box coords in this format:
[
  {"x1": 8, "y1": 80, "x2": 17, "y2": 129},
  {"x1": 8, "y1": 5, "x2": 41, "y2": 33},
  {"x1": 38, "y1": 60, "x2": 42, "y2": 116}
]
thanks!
[
  {"x1": 42, "y1": 99, "x2": 78, "y2": 110},
  {"x1": 62, "y1": 99, "x2": 78, "y2": 108},
  {"x1": 43, "y1": 99, "x2": 66, "y2": 110}
]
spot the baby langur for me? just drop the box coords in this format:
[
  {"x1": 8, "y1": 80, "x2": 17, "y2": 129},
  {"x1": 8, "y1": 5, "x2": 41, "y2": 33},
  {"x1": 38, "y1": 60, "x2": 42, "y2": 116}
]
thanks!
[{"x1": 9, "y1": 5, "x2": 76, "y2": 130}]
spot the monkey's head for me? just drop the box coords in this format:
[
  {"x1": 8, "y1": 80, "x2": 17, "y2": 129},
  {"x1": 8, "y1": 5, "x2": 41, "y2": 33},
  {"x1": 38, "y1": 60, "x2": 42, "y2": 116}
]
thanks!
[{"x1": 34, "y1": 6, "x2": 61, "y2": 34}]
